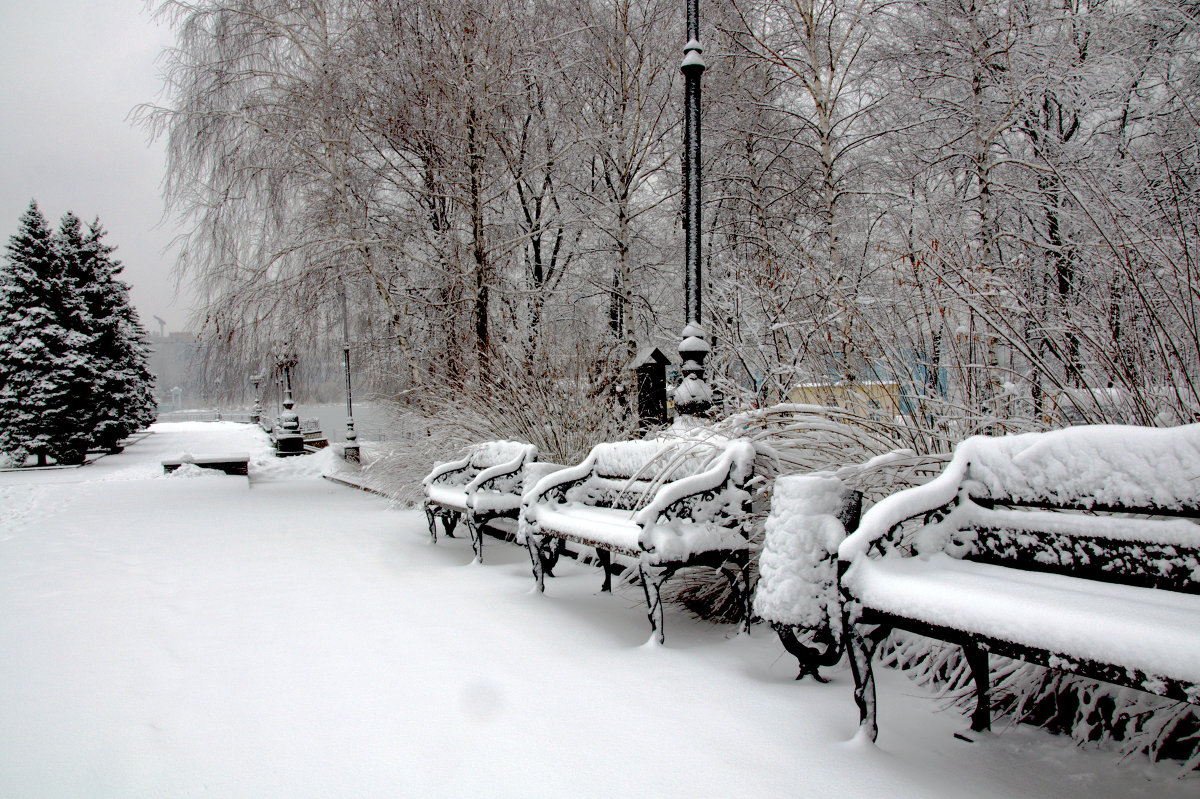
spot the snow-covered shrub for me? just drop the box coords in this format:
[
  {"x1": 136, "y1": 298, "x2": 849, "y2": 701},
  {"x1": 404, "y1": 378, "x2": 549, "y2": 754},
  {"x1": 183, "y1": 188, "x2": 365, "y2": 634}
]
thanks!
[{"x1": 356, "y1": 342, "x2": 637, "y2": 506}]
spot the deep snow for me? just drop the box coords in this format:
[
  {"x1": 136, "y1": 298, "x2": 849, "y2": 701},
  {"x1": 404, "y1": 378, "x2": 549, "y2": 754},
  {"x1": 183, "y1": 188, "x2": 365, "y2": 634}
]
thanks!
[{"x1": 0, "y1": 422, "x2": 1194, "y2": 797}]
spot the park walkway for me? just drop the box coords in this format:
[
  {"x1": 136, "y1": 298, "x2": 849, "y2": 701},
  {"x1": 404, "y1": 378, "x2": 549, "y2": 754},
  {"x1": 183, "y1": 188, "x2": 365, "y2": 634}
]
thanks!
[{"x1": 0, "y1": 423, "x2": 1189, "y2": 797}]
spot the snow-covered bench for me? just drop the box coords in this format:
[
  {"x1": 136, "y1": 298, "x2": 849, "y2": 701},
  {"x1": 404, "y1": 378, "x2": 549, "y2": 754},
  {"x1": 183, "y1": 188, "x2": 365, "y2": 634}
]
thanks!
[
  {"x1": 838, "y1": 424, "x2": 1200, "y2": 742},
  {"x1": 754, "y1": 475, "x2": 862, "y2": 680},
  {"x1": 521, "y1": 436, "x2": 756, "y2": 643},
  {"x1": 162, "y1": 453, "x2": 251, "y2": 476},
  {"x1": 422, "y1": 441, "x2": 538, "y2": 562}
]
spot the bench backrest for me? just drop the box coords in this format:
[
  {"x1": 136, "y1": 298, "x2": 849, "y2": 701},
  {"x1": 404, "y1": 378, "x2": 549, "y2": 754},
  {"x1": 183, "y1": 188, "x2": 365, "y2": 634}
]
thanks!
[
  {"x1": 933, "y1": 425, "x2": 1200, "y2": 594},
  {"x1": 571, "y1": 438, "x2": 752, "y2": 512},
  {"x1": 468, "y1": 440, "x2": 535, "y2": 470}
]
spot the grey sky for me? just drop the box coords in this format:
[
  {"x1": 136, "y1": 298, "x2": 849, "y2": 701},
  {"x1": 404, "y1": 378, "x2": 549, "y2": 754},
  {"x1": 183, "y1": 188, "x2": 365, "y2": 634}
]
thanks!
[{"x1": 0, "y1": 1, "x2": 191, "y2": 333}]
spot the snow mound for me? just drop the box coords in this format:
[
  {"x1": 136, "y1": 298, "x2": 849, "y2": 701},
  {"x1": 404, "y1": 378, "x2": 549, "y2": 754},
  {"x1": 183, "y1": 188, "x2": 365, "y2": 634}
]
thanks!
[
  {"x1": 164, "y1": 462, "x2": 225, "y2": 479},
  {"x1": 251, "y1": 446, "x2": 340, "y2": 481}
]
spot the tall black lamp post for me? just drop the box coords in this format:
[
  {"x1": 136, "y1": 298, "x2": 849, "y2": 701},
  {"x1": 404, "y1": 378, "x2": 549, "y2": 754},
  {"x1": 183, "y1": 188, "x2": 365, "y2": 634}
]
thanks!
[
  {"x1": 675, "y1": 0, "x2": 712, "y2": 418},
  {"x1": 341, "y1": 281, "x2": 360, "y2": 463}
]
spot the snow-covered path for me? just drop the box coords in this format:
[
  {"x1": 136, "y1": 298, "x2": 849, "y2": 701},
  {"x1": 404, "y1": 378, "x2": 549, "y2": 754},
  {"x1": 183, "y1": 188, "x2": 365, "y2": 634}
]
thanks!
[{"x1": 0, "y1": 423, "x2": 1191, "y2": 797}]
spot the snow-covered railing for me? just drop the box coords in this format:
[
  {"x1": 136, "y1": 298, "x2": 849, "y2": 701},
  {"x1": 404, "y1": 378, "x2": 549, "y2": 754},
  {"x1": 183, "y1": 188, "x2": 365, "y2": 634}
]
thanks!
[
  {"x1": 422, "y1": 441, "x2": 539, "y2": 562},
  {"x1": 521, "y1": 434, "x2": 756, "y2": 643},
  {"x1": 837, "y1": 423, "x2": 1200, "y2": 743}
]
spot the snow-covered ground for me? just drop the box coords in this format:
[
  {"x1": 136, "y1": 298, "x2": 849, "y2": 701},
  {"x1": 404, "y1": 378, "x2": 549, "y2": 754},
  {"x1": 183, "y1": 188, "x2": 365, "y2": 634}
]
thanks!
[{"x1": 0, "y1": 422, "x2": 1192, "y2": 797}]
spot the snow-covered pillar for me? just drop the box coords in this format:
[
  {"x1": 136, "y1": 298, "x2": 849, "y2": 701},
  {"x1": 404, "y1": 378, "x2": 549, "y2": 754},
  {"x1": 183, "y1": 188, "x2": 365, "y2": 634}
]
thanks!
[
  {"x1": 676, "y1": 0, "x2": 712, "y2": 418},
  {"x1": 341, "y1": 282, "x2": 359, "y2": 463}
]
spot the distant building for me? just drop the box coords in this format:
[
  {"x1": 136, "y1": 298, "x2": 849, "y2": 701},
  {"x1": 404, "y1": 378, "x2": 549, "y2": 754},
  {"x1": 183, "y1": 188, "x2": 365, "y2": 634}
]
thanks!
[
  {"x1": 147, "y1": 332, "x2": 203, "y2": 410},
  {"x1": 787, "y1": 380, "x2": 902, "y2": 419}
]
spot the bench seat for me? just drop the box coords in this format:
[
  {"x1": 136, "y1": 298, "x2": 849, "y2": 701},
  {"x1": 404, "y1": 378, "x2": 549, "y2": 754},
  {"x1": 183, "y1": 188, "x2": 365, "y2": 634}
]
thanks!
[
  {"x1": 424, "y1": 482, "x2": 470, "y2": 512},
  {"x1": 850, "y1": 554, "x2": 1200, "y2": 693}
]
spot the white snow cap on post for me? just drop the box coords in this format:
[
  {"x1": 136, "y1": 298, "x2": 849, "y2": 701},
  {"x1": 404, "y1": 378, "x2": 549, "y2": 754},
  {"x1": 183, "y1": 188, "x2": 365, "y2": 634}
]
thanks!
[{"x1": 755, "y1": 475, "x2": 853, "y2": 628}]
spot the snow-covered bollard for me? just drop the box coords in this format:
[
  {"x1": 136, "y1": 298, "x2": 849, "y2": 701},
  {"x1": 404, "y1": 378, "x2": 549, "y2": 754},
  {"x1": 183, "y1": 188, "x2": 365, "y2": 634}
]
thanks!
[{"x1": 754, "y1": 475, "x2": 862, "y2": 680}]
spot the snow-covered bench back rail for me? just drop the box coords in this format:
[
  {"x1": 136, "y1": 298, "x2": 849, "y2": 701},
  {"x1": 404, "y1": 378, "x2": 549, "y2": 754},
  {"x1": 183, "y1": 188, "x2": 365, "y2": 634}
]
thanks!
[
  {"x1": 422, "y1": 441, "x2": 538, "y2": 562},
  {"x1": 521, "y1": 436, "x2": 756, "y2": 643},
  {"x1": 837, "y1": 424, "x2": 1200, "y2": 743},
  {"x1": 754, "y1": 475, "x2": 862, "y2": 680}
]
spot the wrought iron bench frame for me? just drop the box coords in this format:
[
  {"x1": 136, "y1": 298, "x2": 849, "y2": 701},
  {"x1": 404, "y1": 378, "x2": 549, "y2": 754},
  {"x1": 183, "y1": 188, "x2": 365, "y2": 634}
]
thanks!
[{"x1": 521, "y1": 437, "x2": 756, "y2": 643}]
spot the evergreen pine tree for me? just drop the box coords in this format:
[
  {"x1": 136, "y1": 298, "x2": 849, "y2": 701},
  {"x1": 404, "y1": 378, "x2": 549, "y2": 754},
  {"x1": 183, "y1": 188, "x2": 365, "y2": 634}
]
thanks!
[
  {"x1": 75, "y1": 219, "x2": 157, "y2": 449},
  {"x1": 0, "y1": 201, "x2": 87, "y2": 465},
  {"x1": 55, "y1": 213, "x2": 106, "y2": 453}
]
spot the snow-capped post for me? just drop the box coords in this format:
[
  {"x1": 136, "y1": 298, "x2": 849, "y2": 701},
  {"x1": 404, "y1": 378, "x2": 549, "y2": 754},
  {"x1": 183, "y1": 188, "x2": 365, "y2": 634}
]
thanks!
[
  {"x1": 249, "y1": 373, "x2": 264, "y2": 426},
  {"x1": 340, "y1": 281, "x2": 359, "y2": 463},
  {"x1": 676, "y1": 0, "x2": 711, "y2": 419}
]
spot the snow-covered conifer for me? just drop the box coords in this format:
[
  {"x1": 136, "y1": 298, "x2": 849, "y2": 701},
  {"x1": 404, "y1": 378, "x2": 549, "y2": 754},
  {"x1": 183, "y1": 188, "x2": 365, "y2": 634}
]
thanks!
[
  {"x1": 0, "y1": 201, "x2": 87, "y2": 465},
  {"x1": 68, "y1": 217, "x2": 156, "y2": 451}
]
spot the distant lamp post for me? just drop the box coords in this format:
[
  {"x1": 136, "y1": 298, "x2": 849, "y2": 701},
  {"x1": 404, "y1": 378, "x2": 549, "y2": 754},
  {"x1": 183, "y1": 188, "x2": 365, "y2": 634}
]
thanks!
[
  {"x1": 271, "y1": 347, "x2": 304, "y2": 456},
  {"x1": 250, "y1": 373, "x2": 264, "y2": 426},
  {"x1": 675, "y1": 0, "x2": 712, "y2": 419},
  {"x1": 341, "y1": 282, "x2": 360, "y2": 463}
]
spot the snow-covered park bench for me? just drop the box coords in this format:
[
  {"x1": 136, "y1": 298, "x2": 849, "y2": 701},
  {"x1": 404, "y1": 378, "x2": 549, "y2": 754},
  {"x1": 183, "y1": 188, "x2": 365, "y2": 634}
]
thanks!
[
  {"x1": 422, "y1": 441, "x2": 538, "y2": 562},
  {"x1": 161, "y1": 453, "x2": 251, "y2": 477},
  {"x1": 838, "y1": 424, "x2": 1200, "y2": 742},
  {"x1": 521, "y1": 436, "x2": 756, "y2": 643}
]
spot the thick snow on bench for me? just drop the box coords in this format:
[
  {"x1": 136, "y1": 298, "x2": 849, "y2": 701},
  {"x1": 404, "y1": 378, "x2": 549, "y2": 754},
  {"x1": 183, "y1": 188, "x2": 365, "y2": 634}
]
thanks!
[
  {"x1": 467, "y1": 440, "x2": 533, "y2": 469},
  {"x1": 842, "y1": 424, "x2": 1200, "y2": 560},
  {"x1": 961, "y1": 424, "x2": 1200, "y2": 508},
  {"x1": 424, "y1": 482, "x2": 470, "y2": 511},
  {"x1": 849, "y1": 554, "x2": 1200, "y2": 693},
  {"x1": 524, "y1": 436, "x2": 755, "y2": 561}
]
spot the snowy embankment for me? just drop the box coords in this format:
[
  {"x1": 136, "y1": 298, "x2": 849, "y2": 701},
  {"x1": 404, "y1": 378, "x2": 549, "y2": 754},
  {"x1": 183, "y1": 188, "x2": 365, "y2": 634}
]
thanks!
[{"x1": 0, "y1": 423, "x2": 1191, "y2": 797}]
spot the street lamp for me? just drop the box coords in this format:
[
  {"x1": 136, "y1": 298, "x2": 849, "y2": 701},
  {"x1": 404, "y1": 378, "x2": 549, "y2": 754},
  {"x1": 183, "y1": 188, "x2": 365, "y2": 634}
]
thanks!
[
  {"x1": 341, "y1": 281, "x2": 360, "y2": 463},
  {"x1": 272, "y1": 346, "x2": 304, "y2": 456},
  {"x1": 675, "y1": 0, "x2": 712, "y2": 419},
  {"x1": 250, "y1": 373, "x2": 264, "y2": 426}
]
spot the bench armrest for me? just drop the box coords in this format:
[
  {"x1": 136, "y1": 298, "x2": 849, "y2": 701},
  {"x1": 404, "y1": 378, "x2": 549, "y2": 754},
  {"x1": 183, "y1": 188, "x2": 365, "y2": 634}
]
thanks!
[
  {"x1": 466, "y1": 445, "x2": 537, "y2": 494},
  {"x1": 423, "y1": 455, "x2": 473, "y2": 488},
  {"x1": 634, "y1": 440, "x2": 756, "y2": 547},
  {"x1": 837, "y1": 456, "x2": 967, "y2": 564},
  {"x1": 523, "y1": 445, "x2": 602, "y2": 507}
]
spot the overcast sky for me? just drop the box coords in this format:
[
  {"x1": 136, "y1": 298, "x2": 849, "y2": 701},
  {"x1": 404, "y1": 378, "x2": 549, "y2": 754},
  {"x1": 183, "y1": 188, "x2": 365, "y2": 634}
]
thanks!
[{"x1": 0, "y1": 1, "x2": 192, "y2": 333}]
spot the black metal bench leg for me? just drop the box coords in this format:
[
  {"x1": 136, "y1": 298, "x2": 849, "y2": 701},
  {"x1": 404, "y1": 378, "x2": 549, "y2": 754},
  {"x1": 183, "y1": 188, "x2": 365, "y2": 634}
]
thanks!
[
  {"x1": 846, "y1": 622, "x2": 888, "y2": 742},
  {"x1": 597, "y1": 549, "x2": 613, "y2": 592},
  {"x1": 720, "y1": 555, "x2": 753, "y2": 634},
  {"x1": 525, "y1": 533, "x2": 546, "y2": 592},
  {"x1": 425, "y1": 505, "x2": 438, "y2": 543},
  {"x1": 467, "y1": 517, "x2": 484, "y2": 563},
  {"x1": 443, "y1": 513, "x2": 459, "y2": 539},
  {"x1": 963, "y1": 643, "x2": 991, "y2": 733},
  {"x1": 639, "y1": 563, "x2": 666, "y2": 644}
]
